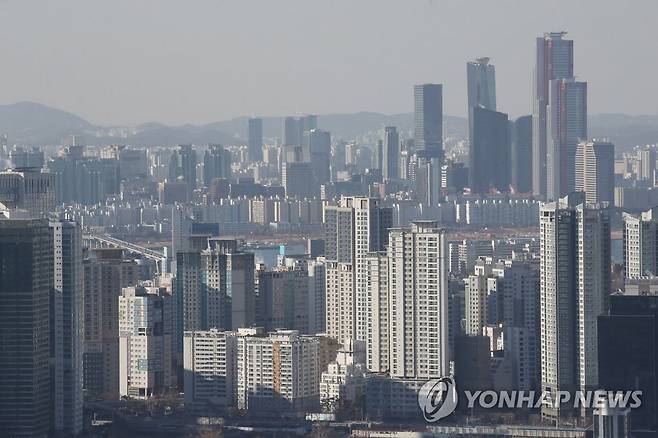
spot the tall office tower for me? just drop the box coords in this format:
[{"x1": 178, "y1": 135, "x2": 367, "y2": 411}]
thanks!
[
  {"x1": 468, "y1": 107, "x2": 510, "y2": 194},
  {"x1": 575, "y1": 140, "x2": 614, "y2": 204},
  {"x1": 332, "y1": 141, "x2": 347, "y2": 177},
  {"x1": 374, "y1": 140, "x2": 383, "y2": 171},
  {"x1": 547, "y1": 79, "x2": 587, "y2": 200},
  {"x1": 323, "y1": 197, "x2": 393, "y2": 343},
  {"x1": 467, "y1": 57, "x2": 497, "y2": 138},
  {"x1": 511, "y1": 115, "x2": 533, "y2": 193},
  {"x1": 119, "y1": 285, "x2": 173, "y2": 399},
  {"x1": 282, "y1": 162, "x2": 317, "y2": 199},
  {"x1": 83, "y1": 248, "x2": 139, "y2": 399},
  {"x1": 300, "y1": 114, "x2": 318, "y2": 133},
  {"x1": 203, "y1": 144, "x2": 231, "y2": 187},
  {"x1": 168, "y1": 144, "x2": 197, "y2": 196},
  {"x1": 248, "y1": 117, "x2": 263, "y2": 162},
  {"x1": 540, "y1": 192, "x2": 610, "y2": 418},
  {"x1": 598, "y1": 294, "x2": 658, "y2": 432},
  {"x1": 304, "y1": 129, "x2": 331, "y2": 185},
  {"x1": 382, "y1": 126, "x2": 399, "y2": 181},
  {"x1": 50, "y1": 221, "x2": 84, "y2": 436},
  {"x1": 386, "y1": 221, "x2": 449, "y2": 379},
  {"x1": 236, "y1": 328, "x2": 320, "y2": 413},
  {"x1": 183, "y1": 329, "x2": 238, "y2": 414},
  {"x1": 414, "y1": 83, "x2": 443, "y2": 158},
  {"x1": 0, "y1": 168, "x2": 56, "y2": 216},
  {"x1": 636, "y1": 148, "x2": 656, "y2": 181},
  {"x1": 415, "y1": 155, "x2": 442, "y2": 206},
  {"x1": 283, "y1": 116, "x2": 300, "y2": 147},
  {"x1": 0, "y1": 219, "x2": 52, "y2": 438},
  {"x1": 623, "y1": 207, "x2": 658, "y2": 279},
  {"x1": 533, "y1": 32, "x2": 574, "y2": 197}
]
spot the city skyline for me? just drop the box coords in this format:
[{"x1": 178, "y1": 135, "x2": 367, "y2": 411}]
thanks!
[{"x1": 0, "y1": 1, "x2": 656, "y2": 126}]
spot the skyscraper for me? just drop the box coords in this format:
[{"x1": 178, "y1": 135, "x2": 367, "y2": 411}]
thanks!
[
  {"x1": 539, "y1": 192, "x2": 610, "y2": 418},
  {"x1": 382, "y1": 126, "x2": 399, "y2": 181},
  {"x1": 248, "y1": 117, "x2": 263, "y2": 162},
  {"x1": 468, "y1": 106, "x2": 510, "y2": 194},
  {"x1": 533, "y1": 32, "x2": 574, "y2": 197},
  {"x1": 511, "y1": 115, "x2": 533, "y2": 193},
  {"x1": 323, "y1": 197, "x2": 392, "y2": 343},
  {"x1": 50, "y1": 221, "x2": 84, "y2": 436},
  {"x1": 575, "y1": 140, "x2": 614, "y2": 204},
  {"x1": 168, "y1": 144, "x2": 197, "y2": 197},
  {"x1": 304, "y1": 129, "x2": 331, "y2": 185},
  {"x1": 203, "y1": 144, "x2": 231, "y2": 187},
  {"x1": 467, "y1": 57, "x2": 496, "y2": 137},
  {"x1": 283, "y1": 116, "x2": 300, "y2": 148},
  {"x1": 546, "y1": 79, "x2": 587, "y2": 200},
  {"x1": 0, "y1": 219, "x2": 52, "y2": 438},
  {"x1": 598, "y1": 294, "x2": 658, "y2": 431},
  {"x1": 414, "y1": 84, "x2": 443, "y2": 158}
]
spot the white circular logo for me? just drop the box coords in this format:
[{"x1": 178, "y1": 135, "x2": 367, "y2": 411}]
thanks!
[{"x1": 418, "y1": 376, "x2": 458, "y2": 422}]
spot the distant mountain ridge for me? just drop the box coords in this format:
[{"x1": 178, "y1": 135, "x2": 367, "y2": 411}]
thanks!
[{"x1": 0, "y1": 101, "x2": 656, "y2": 151}]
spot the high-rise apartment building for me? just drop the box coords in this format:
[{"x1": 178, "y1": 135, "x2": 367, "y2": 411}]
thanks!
[
  {"x1": 575, "y1": 140, "x2": 614, "y2": 204},
  {"x1": 0, "y1": 168, "x2": 56, "y2": 216},
  {"x1": 183, "y1": 329, "x2": 238, "y2": 414},
  {"x1": 623, "y1": 207, "x2": 658, "y2": 279},
  {"x1": 414, "y1": 84, "x2": 443, "y2": 158},
  {"x1": 546, "y1": 78, "x2": 587, "y2": 200},
  {"x1": 533, "y1": 32, "x2": 574, "y2": 197},
  {"x1": 382, "y1": 126, "x2": 399, "y2": 181},
  {"x1": 83, "y1": 248, "x2": 139, "y2": 399},
  {"x1": 0, "y1": 219, "x2": 52, "y2": 438},
  {"x1": 119, "y1": 284, "x2": 174, "y2": 399},
  {"x1": 385, "y1": 221, "x2": 449, "y2": 379},
  {"x1": 236, "y1": 328, "x2": 320, "y2": 413},
  {"x1": 539, "y1": 192, "x2": 610, "y2": 418},
  {"x1": 323, "y1": 197, "x2": 392, "y2": 343},
  {"x1": 176, "y1": 239, "x2": 256, "y2": 335},
  {"x1": 248, "y1": 117, "x2": 263, "y2": 162}
]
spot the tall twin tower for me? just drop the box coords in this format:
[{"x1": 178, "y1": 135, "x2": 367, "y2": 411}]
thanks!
[
  {"x1": 467, "y1": 32, "x2": 588, "y2": 201},
  {"x1": 532, "y1": 32, "x2": 587, "y2": 200}
]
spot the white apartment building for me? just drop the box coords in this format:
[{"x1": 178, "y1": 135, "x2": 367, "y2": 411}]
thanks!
[
  {"x1": 623, "y1": 207, "x2": 658, "y2": 279},
  {"x1": 236, "y1": 328, "x2": 320, "y2": 413},
  {"x1": 119, "y1": 284, "x2": 173, "y2": 399},
  {"x1": 387, "y1": 221, "x2": 449, "y2": 379},
  {"x1": 183, "y1": 329, "x2": 237, "y2": 414},
  {"x1": 540, "y1": 192, "x2": 610, "y2": 418}
]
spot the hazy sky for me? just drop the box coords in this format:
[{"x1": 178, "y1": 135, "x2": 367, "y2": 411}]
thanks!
[{"x1": 0, "y1": 0, "x2": 656, "y2": 126}]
